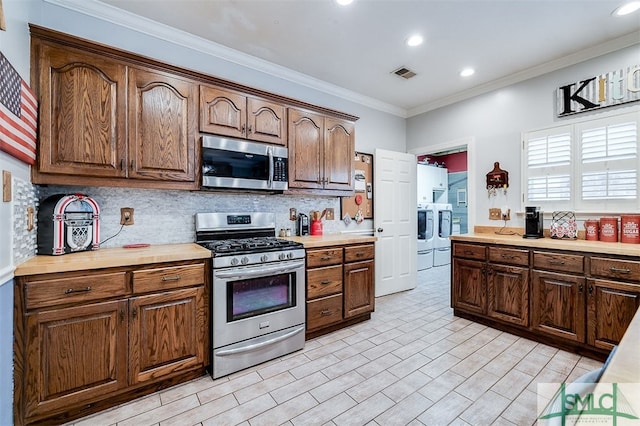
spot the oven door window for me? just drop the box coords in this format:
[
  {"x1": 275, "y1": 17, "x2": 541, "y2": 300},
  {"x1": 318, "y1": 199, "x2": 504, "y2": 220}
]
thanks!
[{"x1": 227, "y1": 272, "x2": 296, "y2": 322}]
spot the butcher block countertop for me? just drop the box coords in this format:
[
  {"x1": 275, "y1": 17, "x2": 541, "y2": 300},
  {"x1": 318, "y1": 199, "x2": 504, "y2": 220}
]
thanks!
[
  {"x1": 284, "y1": 234, "x2": 377, "y2": 248},
  {"x1": 14, "y1": 243, "x2": 212, "y2": 276},
  {"x1": 451, "y1": 231, "x2": 640, "y2": 257}
]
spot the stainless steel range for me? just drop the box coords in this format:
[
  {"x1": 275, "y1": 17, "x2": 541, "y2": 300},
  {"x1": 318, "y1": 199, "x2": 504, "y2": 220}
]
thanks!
[{"x1": 195, "y1": 212, "x2": 306, "y2": 379}]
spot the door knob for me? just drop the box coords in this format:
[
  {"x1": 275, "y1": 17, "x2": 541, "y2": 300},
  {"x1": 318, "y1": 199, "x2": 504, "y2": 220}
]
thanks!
[{"x1": 377, "y1": 227, "x2": 384, "y2": 233}]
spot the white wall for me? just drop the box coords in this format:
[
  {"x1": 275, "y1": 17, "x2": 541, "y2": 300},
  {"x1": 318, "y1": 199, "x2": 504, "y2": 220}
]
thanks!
[{"x1": 407, "y1": 44, "x2": 640, "y2": 230}]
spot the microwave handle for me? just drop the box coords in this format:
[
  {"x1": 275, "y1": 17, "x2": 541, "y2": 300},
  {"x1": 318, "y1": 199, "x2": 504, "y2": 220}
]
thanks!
[{"x1": 268, "y1": 146, "x2": 274, "y2": 189}]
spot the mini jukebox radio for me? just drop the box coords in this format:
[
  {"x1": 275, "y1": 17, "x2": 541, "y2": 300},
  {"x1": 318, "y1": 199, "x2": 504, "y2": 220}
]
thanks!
[{"x1": 37, "y1": 194, "x2": 100, "y2": 255}]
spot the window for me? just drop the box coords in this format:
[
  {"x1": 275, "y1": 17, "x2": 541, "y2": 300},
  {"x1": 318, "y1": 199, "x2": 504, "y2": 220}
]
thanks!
[{"x1": 523, "y1": 110, "x2": 639, "y2": 212}]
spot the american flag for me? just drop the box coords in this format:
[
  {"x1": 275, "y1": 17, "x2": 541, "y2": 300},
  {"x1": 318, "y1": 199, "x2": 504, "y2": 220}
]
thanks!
[{"x1": 0, "y1": 51, "x2": 37, "y2": 165}]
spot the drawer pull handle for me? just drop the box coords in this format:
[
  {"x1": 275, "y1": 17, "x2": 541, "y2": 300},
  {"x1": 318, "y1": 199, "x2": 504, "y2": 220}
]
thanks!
[
  {"x1": 64, "y1": 286, "x2": 91, "y2": 294},
  {"x1": 501, "y1": 254, "x2": 515, "y2": 259},
  {"x1": 549, "y1": 260, "x2": 565, "y2": 265},
  {"x1": 464, "y1": 250, "x2": 475, "y2": 255},
  {"x1": 355, "y1": 252, "x2": 365, "y2": 257},
  {"x1": 321, "y1": 280, "x2": 332, "y2": 285},
  {"x1": 161, "y1": 275, "x2": 181, "y2": 282},
  {"x1": 320, "y1": 309, "x2": 333, "y2": 316},
  {"x1": 320, "y1": 256, "x2": 334, "y2": 261},
  {"x1": 609, "y1": 267, "x2": 631, "y2": 274}
]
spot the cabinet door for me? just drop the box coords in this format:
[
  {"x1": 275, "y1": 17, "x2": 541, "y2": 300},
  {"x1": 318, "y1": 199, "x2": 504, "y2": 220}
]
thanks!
[
  {"x1": 324, "y1": 118, "x2": 355, "y2": 191},
  {"x1": 531, "y1": 270, "x2": 586, "y2": 342},
  {"x1": 25, "y1": 300, "x2": 128, "y2": 418},
  {"x1": 36, "y1": 43, "x2": 127, "y2": 178},
  {"x1": 247, "y1": 97, "x2": 287, "y2": 145},
  {"x1": 129, "y1": 287, "x2": 205, "y2": 384},
  {"x1": 587, "y1": 279, "x2": 640, "y2": 350},
  {"x1": 487, "y1": 264, "x2": 529, "y2": 326},
  {"x1": 199, "y1": 85, "x2": 246, "y2": 138},
  {"x1": 344, "y1": 259, "x2": 375, "y2": 318},
  {"x1": 128, "y1": 68, "x2": 197, "y2": 182},
  {"x1": 452, "y1": 258, "x2": 486, "y2": 314},
  {"x1": 288, "y1": 108, "x2": 324, "y2": 189}
]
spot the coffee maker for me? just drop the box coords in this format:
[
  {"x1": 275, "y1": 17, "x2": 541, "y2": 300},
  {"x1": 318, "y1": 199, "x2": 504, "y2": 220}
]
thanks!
[
  {"x1": 523, "y1": 206, "x2": 544, "y2": 238},
  {"x1": 297, "y1": 213, "x2": 309, "y2": 236}
]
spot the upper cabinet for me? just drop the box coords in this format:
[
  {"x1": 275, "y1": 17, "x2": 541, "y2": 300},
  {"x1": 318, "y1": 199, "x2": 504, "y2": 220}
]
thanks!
[
  {"x1": 200, "y1": 85, "x2": 287, "y2": 145},
  {"x1": 288, "y1": 108, "x2": 354, "y2": 194},
  {"x1": 31, "y1": 29, "x2": 199, "y2": 190}
]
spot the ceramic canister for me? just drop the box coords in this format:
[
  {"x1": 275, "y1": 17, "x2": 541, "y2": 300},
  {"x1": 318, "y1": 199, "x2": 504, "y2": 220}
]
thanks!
[
  {"x1": 584, "y1": 220, "x2": 599, "y2": 241},
  {"x1": 620, "y1": 215, "x2": 640, "y2": 244},
  {"x1": 599, "y1": 217, "x2": 618, "y2": 242}
]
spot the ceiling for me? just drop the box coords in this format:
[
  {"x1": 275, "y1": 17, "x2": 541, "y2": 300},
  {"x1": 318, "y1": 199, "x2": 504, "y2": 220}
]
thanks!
[{"x1": 92, "y1": 0, "x2": 640, "y2": 116}]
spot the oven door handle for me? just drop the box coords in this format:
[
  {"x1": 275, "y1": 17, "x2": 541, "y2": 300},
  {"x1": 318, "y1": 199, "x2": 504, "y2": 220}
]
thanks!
[
  {"x1": 215, "y1": 325, "x2": 305, "y2": 356},
  {"x1": 214, "y1": 260, "x2": 304, "y2": 280}
]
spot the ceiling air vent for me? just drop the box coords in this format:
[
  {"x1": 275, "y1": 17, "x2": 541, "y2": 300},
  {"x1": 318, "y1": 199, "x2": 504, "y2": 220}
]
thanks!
[{"x1": 392, "y1": 66, "x2": 416, "y2": 80}]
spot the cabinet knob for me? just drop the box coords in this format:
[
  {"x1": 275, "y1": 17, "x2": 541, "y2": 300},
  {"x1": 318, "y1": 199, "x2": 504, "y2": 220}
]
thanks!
[
  {"x1": 578, "y1": 284, "x2": 583, "y2": 293},
  {"x1": 377, "y1": 228, "x2": 384, "y2": 233},
  {"x1": 588, "y1": 285, "x2": 594, "y2": 295}
]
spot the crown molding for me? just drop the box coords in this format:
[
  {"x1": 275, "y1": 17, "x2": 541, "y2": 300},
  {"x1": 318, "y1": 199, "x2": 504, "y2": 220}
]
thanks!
[
  {"x1": 43, "y1": 0, "x2": 407, "y2": 117},
  {"x1": 407, "y1": 31, "x2": 640, "y2": 117}
]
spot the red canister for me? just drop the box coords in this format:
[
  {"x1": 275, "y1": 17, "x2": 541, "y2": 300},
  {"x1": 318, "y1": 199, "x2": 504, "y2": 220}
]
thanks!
[
  {"x1": 310, "y1": 220, "x2": 323, "y2": 236},
  {"x1": 599, "y1": 217, "x2": 618, "y2": 242},
  {"x1": 584, "y1": 220, "x2": 599, "y2": 241},
  {"x1": 620, "y1": 215, "x2": 640, "y2": 244}
]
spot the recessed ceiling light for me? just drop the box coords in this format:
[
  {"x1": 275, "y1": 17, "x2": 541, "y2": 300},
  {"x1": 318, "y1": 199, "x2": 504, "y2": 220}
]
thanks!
[
  {"x1": 613, "y1": 1, "x2": 640, "y2": 15},
  {"x1": 460, "y1": 68, "x2": 475, "y2": 77},
  {"x1": 336, "y1": 0, "x2": 353, "y2": 5},
  {"x1": 406, "y1": 34, "x2": 424, "y2": 47}
]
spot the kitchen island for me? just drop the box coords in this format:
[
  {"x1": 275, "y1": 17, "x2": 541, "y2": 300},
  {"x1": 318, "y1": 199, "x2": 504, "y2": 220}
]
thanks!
[{"x1": 450, "y1": 230, "x2": 639, "y2": 361}]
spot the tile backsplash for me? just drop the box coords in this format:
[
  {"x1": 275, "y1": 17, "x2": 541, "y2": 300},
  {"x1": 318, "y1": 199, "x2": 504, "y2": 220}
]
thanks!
[{"x1": 37, "y1": 186, "x2": 346, "y2": 249}]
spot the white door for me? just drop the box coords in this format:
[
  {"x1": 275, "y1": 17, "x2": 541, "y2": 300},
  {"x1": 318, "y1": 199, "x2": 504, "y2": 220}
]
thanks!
[{"x1": 374, "y1": 149, "x2": 417, "y2": 297}]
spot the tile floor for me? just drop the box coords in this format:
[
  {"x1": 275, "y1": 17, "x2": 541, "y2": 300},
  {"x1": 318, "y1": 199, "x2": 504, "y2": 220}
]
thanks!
[{"x1": 69, "y1": 265, "x2": 603, "y2": 426}]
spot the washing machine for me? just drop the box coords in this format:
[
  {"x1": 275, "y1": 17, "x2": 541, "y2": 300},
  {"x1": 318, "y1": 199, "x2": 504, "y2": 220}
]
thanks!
[
  {"x1": 417, "y1": 204, "x2": 435, "y2": 271},
  {"x1": 433, "y1": 203, "x2": 453, "y2": 266}
]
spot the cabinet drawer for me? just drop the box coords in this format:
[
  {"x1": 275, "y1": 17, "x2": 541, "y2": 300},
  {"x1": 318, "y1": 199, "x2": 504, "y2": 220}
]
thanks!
[
  {"x1": 306, "y1": 294, "x2": 343, "y2": 331},
  {"x1": 133, "y1": 263, "x2": 205, "y2": 293},
  {"x1": 453, "y1": 243, "x2": 486, "y2": 261},
  {"x1": 307, "y1": 265, "x2": 343, "y2": 299},
  {"x1": 488, "y1": 247, "x2": 529, "y2": 266},
  {"x1": 25, "y1": 272, "x2": 128, "y2": 309},
  {"x1": 344, "y1": 244, "x2": 374, "y2": 263},
  {"x1": 533, "y1": 251, "x2": 584, "y2": 274},
  {"x1": 590, "y1": 257, "x2": 640, "y2": 282},
  {"x1": 306, "y1": 248, "x2": 344, "y2": 268}
]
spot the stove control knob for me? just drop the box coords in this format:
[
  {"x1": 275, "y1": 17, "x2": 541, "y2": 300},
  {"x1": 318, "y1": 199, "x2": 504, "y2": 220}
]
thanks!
[
  {"x1": 287, "y1": 252, "x2": 294, "y2": 259},
  {"x1": 278, "y1": 253, "x2": 286, "y2": 260},
  {"x1": 260, "y1": 254, "x2": 269, "y2": 262},
  {"x1": 230, "y1": 257, "x2": 239, "y2": 266},
  {"x1": 241, "y1": 256, "x2": 249, "y2": 265}
]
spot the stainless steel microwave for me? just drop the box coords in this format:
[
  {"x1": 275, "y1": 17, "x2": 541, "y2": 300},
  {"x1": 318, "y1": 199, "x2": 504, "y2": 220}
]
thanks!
[{"x1": 201, "y1": 135, "x2": 288, "y2": 191}]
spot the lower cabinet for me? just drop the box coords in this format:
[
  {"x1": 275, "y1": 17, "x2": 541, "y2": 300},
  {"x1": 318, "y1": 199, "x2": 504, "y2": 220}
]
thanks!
[
  {"x1": 15, "y1": 260, "x2": 208, "y2": 425},
  {"x1": 305, "y1": 243, "x2": 375, "y2": 338},
  {"x1": 452, "y1": 241, "x2": 640, "y2": 360}
]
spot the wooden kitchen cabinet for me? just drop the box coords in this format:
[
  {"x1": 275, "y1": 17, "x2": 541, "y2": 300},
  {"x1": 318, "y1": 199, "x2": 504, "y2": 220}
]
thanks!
[
  {"x1": 452, "y1": 244, "x2": 529, "y2": 326},
  {"x1": 288, "y1": 108, "x2": 355, "y2": 194},
  {"x1": 451, "y1": 240, "x2": 640, "y2": 360},
  {"x1": 14, "y1": 260, "x2": 208, "y2": 425},
  {"x1": 200, "y1": 85, "x2": 287, "y2": 145},
  {"x1": 305, "y1": 243, "x2": 375, "y2": 338},
  {"x1": 30, "y1": 28, "x2": 199, "y2": 190}
]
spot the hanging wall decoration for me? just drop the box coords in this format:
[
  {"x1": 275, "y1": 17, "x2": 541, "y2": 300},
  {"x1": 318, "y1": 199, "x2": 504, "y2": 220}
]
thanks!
[
  {"x1": 486, "y1": 162, "x2": 508, "y2": 198},
  {"x1": 0, "y1": 51, "x2": 38, "y2": 165}
]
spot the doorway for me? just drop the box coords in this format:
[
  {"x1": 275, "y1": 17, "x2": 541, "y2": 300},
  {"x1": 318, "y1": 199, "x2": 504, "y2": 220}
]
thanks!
[{"x1": 410, "y1": 137, "x2": 475, "y2": 235}]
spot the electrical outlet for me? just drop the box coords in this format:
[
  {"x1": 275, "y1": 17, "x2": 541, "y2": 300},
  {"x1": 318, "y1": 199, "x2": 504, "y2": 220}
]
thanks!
[
  {"x1": 489, "y1": 208, "x2": 502, "y2": 220},
  {"x1": 120, "y1": 207, "x2": 134, "y2": 225},
  {"x1": 325, "y1": 208, "x2": 335, "y2": 220},
  {"x1": 289, "y1": 208, "x2": 297, "y2": 221},
  {"x1": 501, "y1": 209, "x2": 511, "y2": 221}
]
